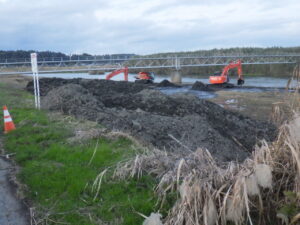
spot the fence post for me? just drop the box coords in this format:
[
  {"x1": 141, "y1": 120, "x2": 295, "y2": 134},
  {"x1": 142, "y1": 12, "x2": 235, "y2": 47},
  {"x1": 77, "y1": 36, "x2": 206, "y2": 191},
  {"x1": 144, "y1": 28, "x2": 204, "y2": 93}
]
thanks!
[{"x1": 30, "y1": 53, "x2": 41, "y2": 109}]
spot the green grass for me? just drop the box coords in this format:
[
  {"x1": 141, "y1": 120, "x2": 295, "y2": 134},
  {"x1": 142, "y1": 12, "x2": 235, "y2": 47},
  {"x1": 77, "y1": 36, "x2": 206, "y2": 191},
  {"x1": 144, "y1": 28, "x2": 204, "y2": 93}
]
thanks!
[{"x1": 0, "y1": 83, "x2": 159, "y2": 224}]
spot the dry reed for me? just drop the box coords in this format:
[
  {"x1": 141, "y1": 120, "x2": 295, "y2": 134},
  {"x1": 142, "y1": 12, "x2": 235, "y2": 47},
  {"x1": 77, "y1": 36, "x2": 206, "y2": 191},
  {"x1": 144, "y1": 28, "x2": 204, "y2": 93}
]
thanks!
[
  {"x1": 95, "y1": 64, "x2": 300, "y2": 224},
  {"x1": 112, "y1": 112, "x2": 300, "y2": 225}
]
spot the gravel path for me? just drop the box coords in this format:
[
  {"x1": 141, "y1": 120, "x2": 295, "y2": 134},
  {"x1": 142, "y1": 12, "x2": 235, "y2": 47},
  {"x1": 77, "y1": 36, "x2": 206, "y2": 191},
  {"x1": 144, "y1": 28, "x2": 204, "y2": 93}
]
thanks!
[{"x1": 0, "y1": 146, "x2": 28, "y2": 225}]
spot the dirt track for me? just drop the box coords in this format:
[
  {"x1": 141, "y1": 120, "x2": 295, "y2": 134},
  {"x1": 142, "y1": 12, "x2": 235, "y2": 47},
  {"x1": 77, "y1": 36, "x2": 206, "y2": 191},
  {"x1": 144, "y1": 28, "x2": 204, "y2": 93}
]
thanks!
[
  {"x1": 0, "y1": 141, "x2": 28, "y2": 225},
  {"x1": 27, "y1": 78, "x2": 277, "y2": 162}
]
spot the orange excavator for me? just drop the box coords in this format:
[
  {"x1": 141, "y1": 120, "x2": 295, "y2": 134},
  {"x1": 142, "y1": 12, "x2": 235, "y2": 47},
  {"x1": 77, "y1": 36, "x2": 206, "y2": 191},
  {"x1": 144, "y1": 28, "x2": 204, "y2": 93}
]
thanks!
[
  {"x1": 209, "y1": 60, "x2": 244, "y2": 85},
  {"x1": 105, "y1": 67, "x2": 128, "y2": 81},
  {"x1": 134, "y1": 72, "x2": 155, "y2": 84}
]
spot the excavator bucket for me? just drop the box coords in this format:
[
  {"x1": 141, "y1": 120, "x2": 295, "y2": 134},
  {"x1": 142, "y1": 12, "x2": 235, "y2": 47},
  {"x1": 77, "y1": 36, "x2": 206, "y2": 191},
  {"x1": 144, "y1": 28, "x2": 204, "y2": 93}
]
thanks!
[{"x1": 237, "y1": 79, "x2": 244, "y2": 85}]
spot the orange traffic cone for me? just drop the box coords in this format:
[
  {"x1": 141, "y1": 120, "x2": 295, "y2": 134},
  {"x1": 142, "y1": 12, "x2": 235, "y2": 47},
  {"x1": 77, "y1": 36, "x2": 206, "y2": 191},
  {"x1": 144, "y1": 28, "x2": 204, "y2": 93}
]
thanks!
[{"x1": 3, "y1": 106, "x2": 16, "y2": 133}]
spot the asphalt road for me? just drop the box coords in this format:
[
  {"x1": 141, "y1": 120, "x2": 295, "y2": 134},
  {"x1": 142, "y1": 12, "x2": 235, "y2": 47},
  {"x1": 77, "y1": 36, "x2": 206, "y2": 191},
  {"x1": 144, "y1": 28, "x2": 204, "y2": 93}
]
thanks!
[{"x1": 0, "y1": 155, "x2": 28, "y2": 225}]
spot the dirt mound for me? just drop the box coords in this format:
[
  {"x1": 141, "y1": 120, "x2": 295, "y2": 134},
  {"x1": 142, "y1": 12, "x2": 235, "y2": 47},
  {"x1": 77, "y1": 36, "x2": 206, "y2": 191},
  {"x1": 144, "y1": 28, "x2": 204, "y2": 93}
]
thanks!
[
  {"x1": 191, "y1": 81, "x2": 213, "y2": 91},
  {"x1": 27, "y1": 78, "x2": 79, "y2": 96},
  {"x1": 42, "y1": 84, "x2": 104, "y2": 120},
  {"x1": 32, "y1": 78, "x2": 277, "y2": 162},
  {"x1": 157, "y1": 79, "x2": 179, "y2": 87},
  {"x1": 26, "y1": 78, "x2": 148, "y2": 96}
]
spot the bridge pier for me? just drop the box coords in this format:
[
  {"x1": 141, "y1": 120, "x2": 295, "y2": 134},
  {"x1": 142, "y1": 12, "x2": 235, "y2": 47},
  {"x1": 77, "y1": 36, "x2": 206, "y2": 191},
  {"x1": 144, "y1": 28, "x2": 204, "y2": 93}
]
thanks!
[{"x1": 170, "y1": 70, "x2": 182, "y2": 84}]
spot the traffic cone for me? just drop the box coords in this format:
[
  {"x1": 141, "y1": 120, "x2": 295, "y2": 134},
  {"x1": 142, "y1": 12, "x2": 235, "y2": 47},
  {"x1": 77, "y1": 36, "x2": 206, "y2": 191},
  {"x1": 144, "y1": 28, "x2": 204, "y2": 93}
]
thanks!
[{"x1": 3, "y1": 106, "x2": 16, "y2": 133}]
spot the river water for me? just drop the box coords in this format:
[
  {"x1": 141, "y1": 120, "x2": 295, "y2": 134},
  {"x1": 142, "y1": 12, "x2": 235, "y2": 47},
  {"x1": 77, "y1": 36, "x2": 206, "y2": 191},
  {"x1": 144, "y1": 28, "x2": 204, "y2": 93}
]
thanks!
[
  {"x1": 35, "y1": 72, "x2": 293, "y2": 87},
  {"x1": 31, "y1": 72, "x2": 297, "y2": 99}
]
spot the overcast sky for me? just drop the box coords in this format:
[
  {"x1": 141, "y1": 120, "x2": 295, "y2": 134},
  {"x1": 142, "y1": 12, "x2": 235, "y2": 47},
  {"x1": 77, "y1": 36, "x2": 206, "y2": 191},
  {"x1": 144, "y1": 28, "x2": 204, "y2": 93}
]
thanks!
[{"x1": 0, "y1": 0, "x2": 299, "y2": 55}]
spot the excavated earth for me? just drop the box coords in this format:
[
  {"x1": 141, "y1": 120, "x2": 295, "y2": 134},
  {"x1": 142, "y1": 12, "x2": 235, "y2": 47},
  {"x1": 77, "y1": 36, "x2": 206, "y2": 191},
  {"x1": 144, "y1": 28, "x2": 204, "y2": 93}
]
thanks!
[{"x1": 27, "y1": 78, "x2": 277, "y2": 162}]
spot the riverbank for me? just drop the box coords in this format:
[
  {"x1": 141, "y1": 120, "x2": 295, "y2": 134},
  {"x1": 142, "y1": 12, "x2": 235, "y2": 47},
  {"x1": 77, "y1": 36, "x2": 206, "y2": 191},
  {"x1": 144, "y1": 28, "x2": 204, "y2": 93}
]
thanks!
[
  {"x1": 1, "y1": 74, "x2": 299, "y2": 224},
  {"x1": 0, "y1": 79, "x2": 161, "y2": 224}
]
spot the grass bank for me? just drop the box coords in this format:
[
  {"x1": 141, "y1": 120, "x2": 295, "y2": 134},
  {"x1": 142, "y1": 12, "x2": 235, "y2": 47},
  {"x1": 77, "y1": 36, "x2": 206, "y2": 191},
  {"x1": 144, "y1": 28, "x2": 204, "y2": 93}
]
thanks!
[{"x1": 0, "y1": 82, "x2": 159, "y2": 224}]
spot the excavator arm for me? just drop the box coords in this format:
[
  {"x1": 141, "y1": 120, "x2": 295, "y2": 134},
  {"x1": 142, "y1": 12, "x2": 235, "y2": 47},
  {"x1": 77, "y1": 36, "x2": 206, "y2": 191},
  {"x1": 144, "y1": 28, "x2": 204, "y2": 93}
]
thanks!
[
  {"x1": 105, "y1": 67, "x2": 128, "y2": 81},
  {"x1": 221, "y1": 60, "x2": 243, "y2": 79}
]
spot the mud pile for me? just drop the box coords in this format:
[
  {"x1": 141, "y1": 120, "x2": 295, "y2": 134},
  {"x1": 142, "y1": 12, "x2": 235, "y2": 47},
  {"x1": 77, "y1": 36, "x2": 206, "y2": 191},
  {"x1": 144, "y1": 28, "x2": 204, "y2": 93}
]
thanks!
[
  {"x1": 27, "y1": 79, "x2": 277, "y2": 162},
  {"x1": 157, "y1": 79, "x2": 180, "y2": 87},
  {"x1": 191, "y1": 81, "x2": 213, "y2": 91},
  {"x1": 26, "y1": 78, "x2": 148, "y2": 96}
]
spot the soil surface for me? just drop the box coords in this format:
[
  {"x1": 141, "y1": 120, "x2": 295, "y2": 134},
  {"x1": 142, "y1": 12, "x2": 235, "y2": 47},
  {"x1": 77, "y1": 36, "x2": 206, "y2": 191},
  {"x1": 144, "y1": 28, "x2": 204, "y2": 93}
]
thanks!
[
  {"x1": 191, "y1": 81, "x2": 214, "y2": 91},
  {"x1": 0, "y1": 141, "x2": 28, "y2": 225},
  {"x1": 157, "y1": 79, "x2": 180, "y2": 87},
  {"x1": 0, "y1": 74, "x2": 32, "y2": 89},
  {"x1": 27, "y1": 78, "x2": 277, "y2": 162}
]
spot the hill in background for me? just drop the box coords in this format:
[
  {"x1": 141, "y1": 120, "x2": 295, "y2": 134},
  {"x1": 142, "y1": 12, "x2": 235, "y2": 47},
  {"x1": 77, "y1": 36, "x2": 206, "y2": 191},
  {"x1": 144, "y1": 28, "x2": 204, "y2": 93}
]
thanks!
[{"x1": 1, "y1": 47, "x2": 299, "y2": 76}]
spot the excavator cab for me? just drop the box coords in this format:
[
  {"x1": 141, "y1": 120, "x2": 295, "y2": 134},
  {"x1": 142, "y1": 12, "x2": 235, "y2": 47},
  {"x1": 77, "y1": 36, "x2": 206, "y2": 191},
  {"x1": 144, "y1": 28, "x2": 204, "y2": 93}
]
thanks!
[{"x1": 135, "y1": 72, "x2": 155, "y2": 84}]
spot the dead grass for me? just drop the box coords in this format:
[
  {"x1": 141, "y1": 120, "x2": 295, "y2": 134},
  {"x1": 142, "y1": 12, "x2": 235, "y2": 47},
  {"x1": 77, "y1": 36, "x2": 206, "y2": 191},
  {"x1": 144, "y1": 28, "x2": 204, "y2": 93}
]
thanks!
[
  {"x1": 211, "y1": 90, "x2": 286, "y2": 121},
  {"x1": 211, "y1": 67, "x2": 300, "y2": 122},
  {"x1": 0, "y1": 74, "x2": 32, "y2": 89},
  {"x1": 112, "y1": 115, "x2": 300, "y2": 225},
  {"x1": 109, "y1": 64, "x2": 300, "y2": 225}
]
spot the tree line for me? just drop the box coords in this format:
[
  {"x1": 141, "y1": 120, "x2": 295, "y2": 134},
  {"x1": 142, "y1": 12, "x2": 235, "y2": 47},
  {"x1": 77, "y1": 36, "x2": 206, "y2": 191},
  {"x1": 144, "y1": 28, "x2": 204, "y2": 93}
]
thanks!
[
  {"x1": 0, "y1": 50, "x2": 135, "y2": 61},
  {"x1": 1, "y1": 47, "x2": 299, "y2": 76},
  {"x1": 143, "y1": 47, "x2": 300, "y2": 77},
  {"x1": 145, "y1": 46, "x2": 300, "y2": 57}
]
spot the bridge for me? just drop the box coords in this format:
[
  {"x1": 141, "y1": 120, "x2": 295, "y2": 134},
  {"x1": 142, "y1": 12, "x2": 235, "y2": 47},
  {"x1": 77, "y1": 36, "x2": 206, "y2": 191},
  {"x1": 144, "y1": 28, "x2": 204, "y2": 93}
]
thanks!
[{"x1": 0, "y1": 54, "x2": 299, "y2": 83}]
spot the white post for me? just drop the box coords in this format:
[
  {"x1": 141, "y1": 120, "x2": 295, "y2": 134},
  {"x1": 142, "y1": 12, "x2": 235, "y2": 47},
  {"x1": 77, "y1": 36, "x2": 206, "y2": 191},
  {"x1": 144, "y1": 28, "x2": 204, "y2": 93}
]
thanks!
[
  {"x1": 31, "y1": 53, "x2": 40, "y2": 109},
  {"x1": 36, "y1": 71, "x2": 41, "y2": 109},
  {"x1": 32, "y1": 68, "x2": 38, "y2": 109}
]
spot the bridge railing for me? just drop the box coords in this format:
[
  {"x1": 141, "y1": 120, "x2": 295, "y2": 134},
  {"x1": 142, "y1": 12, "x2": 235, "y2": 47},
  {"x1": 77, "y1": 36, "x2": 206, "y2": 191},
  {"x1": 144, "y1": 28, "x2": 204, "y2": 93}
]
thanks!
[
  {"x1": 0, "y1": 54, "x2": 300, "y2": 75},
  {"x1": 1, "y1": 54, "x2": 300, "y2": 65},
  {"x1": 0, "y1": 55, "x2": 135, "y2": 64}
]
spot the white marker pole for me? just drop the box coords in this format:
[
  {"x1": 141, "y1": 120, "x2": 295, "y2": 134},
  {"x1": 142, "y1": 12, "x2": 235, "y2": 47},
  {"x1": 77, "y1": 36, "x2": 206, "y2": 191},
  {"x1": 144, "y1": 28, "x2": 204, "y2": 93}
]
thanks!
[
  {"x1": 31, "y1": 54, "x2": 38, "y2": 109},
  {"x1": 36, "y1": 70, "x2": 41, "y2": 109},
  {"x1": 31, "y1": 53, "x2": 40, "y2": 109}
]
